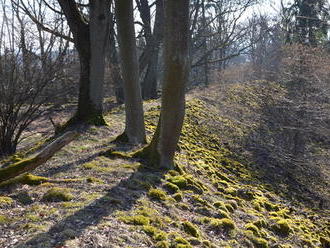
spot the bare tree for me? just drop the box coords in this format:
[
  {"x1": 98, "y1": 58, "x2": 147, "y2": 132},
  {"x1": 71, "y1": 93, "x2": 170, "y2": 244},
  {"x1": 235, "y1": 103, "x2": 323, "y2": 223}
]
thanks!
[
  {"x1": 136, "y1": 0, "x2": 164, "y2": 100},
  {"x1": 0, "y1": 0, "x2": 69, "y2": 156},
  {"x1": 16, "y1": 0, "x2": 111, "y2": 125},
  {"x1": 115, "y1": 0, "x2": 146, "y2": 144},
  {"x1": 137, "y1": 0, "x2": 190, "y2": 169}
]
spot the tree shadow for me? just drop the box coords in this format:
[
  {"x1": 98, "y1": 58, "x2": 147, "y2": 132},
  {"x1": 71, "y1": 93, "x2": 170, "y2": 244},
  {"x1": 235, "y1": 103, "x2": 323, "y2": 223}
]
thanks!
[
  {"x1": 16, "y1": 160, "x2": 168, "y2": 248},
  {"x1": 241, "y1": 83, "x2": 329, "y2": 208}
]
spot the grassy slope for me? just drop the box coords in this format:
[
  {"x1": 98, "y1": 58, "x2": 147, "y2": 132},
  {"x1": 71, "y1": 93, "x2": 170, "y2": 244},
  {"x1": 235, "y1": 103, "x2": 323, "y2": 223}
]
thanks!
[{"x1": 0, "y1": 88, "x2": 329, "y2": 248}]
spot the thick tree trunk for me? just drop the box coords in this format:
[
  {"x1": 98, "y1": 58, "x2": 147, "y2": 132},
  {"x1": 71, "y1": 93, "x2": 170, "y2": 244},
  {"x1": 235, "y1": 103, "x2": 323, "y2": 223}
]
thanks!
[
  {"x1": 58, "y1": 0, "x2": 109, "y2": 125},
  {"x1": 138, "y1": 0, "x2": 190, "y2": 169},
  {"x1": 115, "y1": 0, "x2": 146, "y2": 144},
  {"x1": 0, "y1": 131, "x2": 78, "y2": 184}
]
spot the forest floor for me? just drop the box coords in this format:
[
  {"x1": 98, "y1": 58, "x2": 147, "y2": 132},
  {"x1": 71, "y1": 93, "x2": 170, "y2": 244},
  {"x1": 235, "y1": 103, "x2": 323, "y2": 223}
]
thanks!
[{"x1": 0, "y1": 82, "x2": 329, "y2": 248}]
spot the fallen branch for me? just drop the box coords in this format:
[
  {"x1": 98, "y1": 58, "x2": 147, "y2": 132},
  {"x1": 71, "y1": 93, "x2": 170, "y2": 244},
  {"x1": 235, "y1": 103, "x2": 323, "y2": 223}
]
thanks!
[{"x1": 0, "y1": 131, "x2": 79, "y2": 184}]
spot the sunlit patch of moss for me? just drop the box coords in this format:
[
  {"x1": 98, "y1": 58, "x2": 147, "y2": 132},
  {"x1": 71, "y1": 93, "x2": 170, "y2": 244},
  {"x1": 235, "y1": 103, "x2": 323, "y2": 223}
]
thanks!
[
  {"x1": 167, "y1": 176, "x2": 187, "y2": 189},
  {"x1": 42, "y1": 187, "x2": 74, "y2": 202},
  {"x1": 0, "y1": 173, "x2": 48, "y2": 188},
  {"x1": 164, "y1": 182, "x2": 180, "y2": 194},
  {"x1": 61, "y1": 202, "x2": 85, "y2": 209},
  {"x1": 22, "y1": 223, "x2": 47, "y2": 232},
  {"x1": 0, "y1": 215, "x2": 10, "y2": 224},
  {"x1": 155, "y1": 241, "x2": 170, "y2": 248},
  {"x1": 25, "y1": 213, "x2": 42, "y2": 222},
  {"x1": 182, "y1": 221, "x2": 200, "y2": 238},
  {"x1": 253, "y1": 219, "x2": 268, "y2": 229},
  {"x1": 245, "y1": 230, "x2": 269, "y2": 248},
  {"x1": 213, "y1": 201, "x2": 228, "y2": 212},
  {"x1": 148, "y1": 188, "x2": 167, "y2": 201},
  {"x1": 0, "y1": 196, "x2": 13, "y2": 207},
  {"x1": 245, "y1": 223, "x2": 260, "y2": 237},
  {"x1": 118, "y1": 215, "x2": 150, "y2": 226},
  {"x1": 271, "y1": 219, "x2": 292, "y2": 236},
  {"x1": 86, "y1": 177, "x2": 104, "y2": 184},
  {"x1": 217, "y1": 210, "x2": 230, "y2": 219},
  {"x1": 209, "y1": 218, "x2": 236, "y2": 232},
  {"x1": 177, "y1": 203, "x2": 189, "y2": 210},
  {"x1": 142, "y1": 225, "x2": 167, "y2": 241}
]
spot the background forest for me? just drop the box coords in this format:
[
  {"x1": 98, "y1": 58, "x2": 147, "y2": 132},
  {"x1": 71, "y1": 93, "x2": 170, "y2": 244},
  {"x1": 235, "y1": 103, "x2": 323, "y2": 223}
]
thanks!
[{"x1": 0, "y1": 0, "x2": 329, "y2": 248}]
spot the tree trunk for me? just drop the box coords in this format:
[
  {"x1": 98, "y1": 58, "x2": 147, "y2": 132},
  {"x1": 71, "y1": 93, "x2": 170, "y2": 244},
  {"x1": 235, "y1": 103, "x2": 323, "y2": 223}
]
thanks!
[
  {"x1": 115, "y1": 0, "x2": 146, "y2": 144},
  {"x1": 141, "y1": 0, "x2": 164, "y2": 100},
  {"x1": 138, "y1": 0, "x2": 190, "y2": 169},
  {"x1": 108, "y1": 11, "x2": 124, "y2": 104},
  {"x1": 58, "y1": 0, "x2": 109, "y2": 125},
  {"x1": 0, "y1": 131, "x2": 78, "y2": 184}
]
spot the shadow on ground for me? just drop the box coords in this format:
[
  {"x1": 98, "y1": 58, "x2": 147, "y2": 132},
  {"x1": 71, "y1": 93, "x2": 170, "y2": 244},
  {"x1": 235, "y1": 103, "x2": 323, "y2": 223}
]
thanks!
[{"x1": 16, "y1": 157, "x2": 168, "y2": 248}]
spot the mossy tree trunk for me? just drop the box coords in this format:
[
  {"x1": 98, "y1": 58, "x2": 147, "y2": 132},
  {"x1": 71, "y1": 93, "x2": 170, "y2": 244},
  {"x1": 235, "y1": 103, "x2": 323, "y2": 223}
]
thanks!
[
  {"x1": 58, "y1": 0, "x2": 110, "y2": 125},
  {"x1": 115, "y1": 0, "x2": 147, "y2": 144},
  {"x1": 140, "y1": 0, "x2": 190, "y2": 169},
  {"x1": 0, "y1": 131, "x2": 78, "y2": 184}
]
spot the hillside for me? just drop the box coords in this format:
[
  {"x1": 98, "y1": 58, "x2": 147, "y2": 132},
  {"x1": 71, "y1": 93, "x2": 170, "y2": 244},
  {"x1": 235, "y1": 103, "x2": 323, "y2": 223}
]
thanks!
[{"x1": 0, "y1": 83, "x2": 329, "y2": 248}]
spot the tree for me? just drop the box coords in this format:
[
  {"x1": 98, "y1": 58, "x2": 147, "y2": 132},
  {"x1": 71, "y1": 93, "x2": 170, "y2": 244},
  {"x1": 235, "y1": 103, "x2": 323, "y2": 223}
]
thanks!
[
  {"x1": 115, "y1": 0, "x2": 146, "y2": 144},
  {"x1": 57, "y1": 0, "x2": 110, "y2": 125},
  {"x1": 136, "y1": 0, "x2": 164, "y2": 100},
  {"x1": 137, "y1": 0, "x2": 190, "y2": 169},
  {"x1": 282, "y1": 0, "x2": 329, "y2": 46},
  {"x1": 0, "y1": 0, "x2": 69, "y2": 156}
]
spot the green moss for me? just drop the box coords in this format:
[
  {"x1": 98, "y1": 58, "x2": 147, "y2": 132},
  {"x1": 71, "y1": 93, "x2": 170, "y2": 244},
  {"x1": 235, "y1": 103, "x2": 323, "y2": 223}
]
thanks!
[
  {"x1": 182, "y1": 221, "x2": 200, "y2": 238},
  {"x1": 61, "y1": 202, "x2": 85, "y2": 209},
  {"x1": 25, "y1": 214, "x2": 42, "y2": 222},
  {"x1": 225, "y1": 204, "x2": 235, "y2": 213},
  {"x1": 42, "y1": 187, "x2": 74, "y2": 202},
  {"x1": 0, "y1": 215, "x2": 10, "y2": 224},
  {"x1": 164, "y1": 182, "x2": 180, "y2": 193},
  {"x1": 218, "y1": 210, "x2": 230, "y2": 219},
  {"x1": 271, "y1": 219, "x2": 291, "y2": 236},
  {"x1": 86, "y1": 177, "x2": 104, "y2": 184},
  {"x1": 148, "y1": 188, "x2": 167, "y2": 201},
  {"x1": 245, "y1": 231, "x2": 269, "y2": 248},
  {"x1": 213, "y1": 201, "x2": 228, "y2": 211},
  {"x1": 174, "y1": 235, "x2": 191, "y2": 247},
  {"x1": 0, "y1": 196, "x2": 13, "y2": 207},
  {"x1": 119, "y1": 215, "x2": 150, "y2": 226},
  {"x1": 142, "y1": 225, "x2": 167, "y2": 241},
  {"x1": 155, "y1": 241, "x2": 170, "y2": 248},
  {"x1": 167, "y1": 175, "x2": 187, "y2": 189},
  {"x1": 209, "y1": 218, "x2": 236, "y2": 232},
  {"x1": 253, "y1": 219, "x2": 267, "y2": 228},
  {"x1": 22, "y1": 223, "x2": 47, "y2": 232},
  {"x1": 245, "y1": 223, "x2": 260, "y2": 236},
  {"x1": 0, "y1": 173, "x2": 48, "y2": 188}
]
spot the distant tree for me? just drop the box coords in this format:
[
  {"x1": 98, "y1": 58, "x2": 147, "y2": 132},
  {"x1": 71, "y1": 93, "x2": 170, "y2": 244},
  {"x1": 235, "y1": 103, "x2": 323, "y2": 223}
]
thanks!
[
  {"x1": 0, "y1": 1, "x2": 69, "y2": 156},
  {"x1": 282, "y1": 0, "x2": 329, "y2": 46},
  {"x1": 115, "y1": 0, "x2": 146, "y2": 144},
  {"x1": 137, "y1": 0, "x2": 190, "y2": 169},
  {"x1": 136, "y1": 0, "x2": 164, "y2": 100}
]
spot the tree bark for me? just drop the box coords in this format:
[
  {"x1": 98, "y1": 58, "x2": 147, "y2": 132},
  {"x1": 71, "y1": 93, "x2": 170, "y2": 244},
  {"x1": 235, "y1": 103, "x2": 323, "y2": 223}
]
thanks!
[
  {"x1": 115, "y1": 0, "x2": 146, "y2": 144},
  {"x1": 138, "y1": 0, "x2": 164, "y2": 100},
  {"x1": 57, "y1": 0, "x2": 110, "y2": 124},
  {"x1": 0, "y1": 131, "x2": 78, "y2": 184},
  {"x1": 138, "y1": 0, "x2": 190, "y2": 169},
  {"x1": 108, "y1": 11, "x2": 124, "y2": 104}
]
